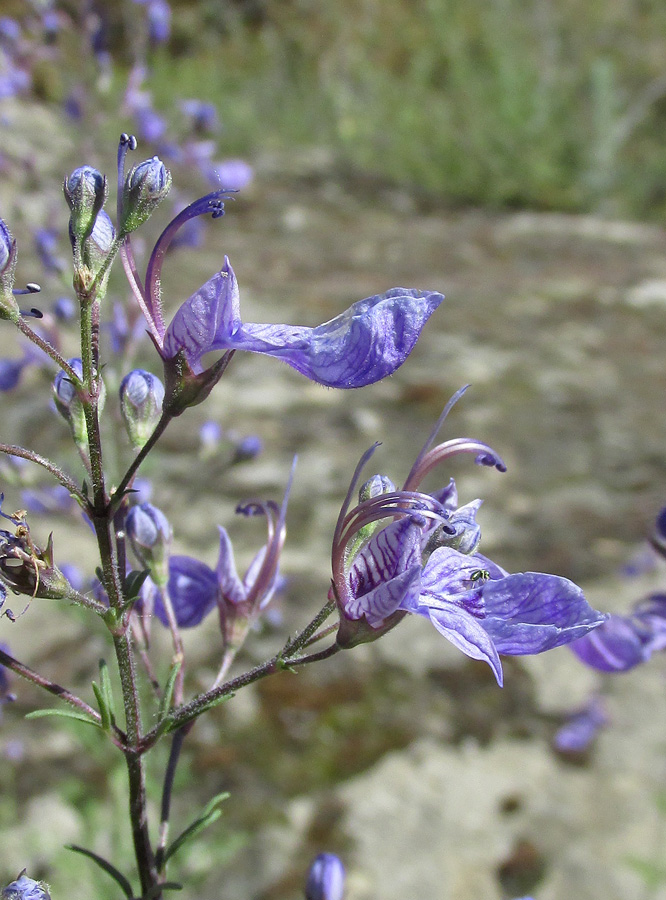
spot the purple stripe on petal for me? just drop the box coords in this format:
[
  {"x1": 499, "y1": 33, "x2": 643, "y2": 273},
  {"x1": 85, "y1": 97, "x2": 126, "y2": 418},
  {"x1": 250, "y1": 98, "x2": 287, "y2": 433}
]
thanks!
[
  {"x1": 347, "y1": 516, "x2": 423, "y2": 603},
  {"x1": 346, "y1": 563, "x2": 422, "y2": 626},
  {"x1": 569, "y1": 615, "x2": 646, "y2": 672}
]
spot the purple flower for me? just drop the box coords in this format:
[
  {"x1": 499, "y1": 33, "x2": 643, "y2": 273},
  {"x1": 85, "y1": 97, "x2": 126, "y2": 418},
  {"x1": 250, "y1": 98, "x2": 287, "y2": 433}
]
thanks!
[
  {"x1": 153, "y1": 464, "x2": 292, "y2": 635},
  {"x1": 155, "y1": 555, "x2": 218, "y2": 628},
  {"x1": 0, "y1": 357, "x2": 27, "y2": 391},
  {"x1": 162, "y1": 255, "x2": 443, "y2": 388},
  {"x1": 569, "y1": 593, "x2": 666, "y2": 672},
  {"x1": 305, "y1": 853, "x2": 345, "y2": 900},
  {"x1": 118, "y1": 185, "x2": 442, "y2": 393},
  {"x1": 553, "y1": 695, "x2": 607, "y2": 754},
  {"x1": 208, "y1": 159, "x2": 253, "y2": 191},
  {"x1": 332, "y1": 388, "x2": 607, "y2": 684}
]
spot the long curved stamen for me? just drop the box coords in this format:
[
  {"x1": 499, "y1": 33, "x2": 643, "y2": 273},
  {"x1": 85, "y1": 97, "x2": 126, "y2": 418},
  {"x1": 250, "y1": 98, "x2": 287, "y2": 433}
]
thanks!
[
  {"x1": 338, "y1": 491, "x2": 448, "y2": 549},
  {"x1": 403, "y1": 438, "x2": 506, "y2": 492},
  {"x1": 403, "y1": 385, "x2": 470, "y2": 489},
  {"x1": 117, "y1": 132, "x2": 137, "y2": 223},
  {"x1": 144, "y1": 189, "x2": 233, "y2": 341},
  {"x1": 116, "y1": 134, "x2": 159, "y2": 341},
  {"x1": 331, "y1": 443, "x2": 381, "y2": 554},
  {"x1": 244, "y1": 457, "x2": 295, "y2": 611}
]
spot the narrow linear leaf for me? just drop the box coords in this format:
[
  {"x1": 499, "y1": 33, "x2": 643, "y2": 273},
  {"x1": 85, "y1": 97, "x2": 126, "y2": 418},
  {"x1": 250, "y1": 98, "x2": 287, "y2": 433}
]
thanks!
[
  {"x1": 158, "y1": 660, "x2": 182, "y2": 721},
  {"x1": 26, "y1": 708, "x2": 101, "y2": 728},
  {"x1": 66, "y1": 845, "x2": 134, "y2": 898},
  {"x1": 92, "y1": 681, "x2": 112, "y2": 731},
  {"x1": 125, "y1": 568, "x2": 150, "y2": 602},
  {"x1": 163, "y1": 793, "x2": 230, "y2": 865},
  {"x1": 98, "y1": 658, "x2": 116, "y2": 722},
  {"x1": 144, "y1": 882, "x2": 182, "y2": 899}
]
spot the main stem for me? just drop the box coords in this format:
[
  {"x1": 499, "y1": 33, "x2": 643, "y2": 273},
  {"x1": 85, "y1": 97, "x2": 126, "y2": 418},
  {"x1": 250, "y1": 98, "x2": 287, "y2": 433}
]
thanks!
[{"x1": 79, "y1": 289, "x2": 159, "y2": 897}]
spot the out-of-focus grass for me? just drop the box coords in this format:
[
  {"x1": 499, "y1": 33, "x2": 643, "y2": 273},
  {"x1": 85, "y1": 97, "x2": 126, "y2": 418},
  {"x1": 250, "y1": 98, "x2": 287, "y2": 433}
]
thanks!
[{"x1": 146, "y1": 0, "x2": 666, "y2": 217}]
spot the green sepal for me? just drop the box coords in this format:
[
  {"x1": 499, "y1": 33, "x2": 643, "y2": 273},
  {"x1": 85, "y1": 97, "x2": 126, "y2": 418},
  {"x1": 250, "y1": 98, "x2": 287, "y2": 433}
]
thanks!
[
  {"x1": 162, "y1": 792, "x2": 230, "y2": 865},
  {"x1": 26, "y1": 708, "x2": 101, "y2": 729},
  {"x1": 66, "y1": 845, "x2": 133, "y2": 899}
]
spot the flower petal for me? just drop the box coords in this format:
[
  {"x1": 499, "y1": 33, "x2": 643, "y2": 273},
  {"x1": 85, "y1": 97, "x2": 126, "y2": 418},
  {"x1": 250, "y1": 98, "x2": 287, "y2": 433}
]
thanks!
[
  {"x1": 215, "y1": 526, "x2": 246, "y2": 606},
  {"x1": 220, "y1": 287, "x2": 444, "y2": 388},
  {"x1": 157, "y1": 555, "x2": 219, "y2": 627},
  {"x1": 425, "y1": 603, "x2": 503, "y2": 685},
  {"x1": 480, "y1": 572, "x2": 607, "y2": 654},
  {"x1": 346, "y1": 563, "x2": 422, "y2": 626},
  {"x1": 569, "y1": 614, "x2": 647, "y2": 672},
  {"x1": 163, "y1": 256, "x2": 240, "y2": 370}
]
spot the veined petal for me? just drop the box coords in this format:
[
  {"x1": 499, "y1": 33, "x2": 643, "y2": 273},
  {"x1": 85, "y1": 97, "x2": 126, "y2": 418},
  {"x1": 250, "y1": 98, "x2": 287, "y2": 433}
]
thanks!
[
  {"x1": 346, "y1": 563, "x2": 422, "y2": 627},
  {"x1": 480, "y1": 573, "x2": 607, "y2": 654},
  {"x1": 216, "y1": 526, "x2": 246, "y2": 605},
  {"x1": 425, "y1": 603, "x2": 504, "y2": 685},
  {"x1": 216, "y1": 287, "x2": 444, "y2": 388},
  {"x1": 419, "y1": 546, "x2": 505, "y2": 605},
  {"x1": 347, "y1": 516, "x2": 423, "y2": 609},
  {"x1": 163, "y1": 256, "x2": 240, "y2": 370}
]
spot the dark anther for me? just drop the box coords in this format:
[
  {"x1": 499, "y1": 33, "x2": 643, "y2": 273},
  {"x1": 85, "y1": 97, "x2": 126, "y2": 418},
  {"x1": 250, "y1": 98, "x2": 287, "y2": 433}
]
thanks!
[
  {"x1": 26, "y1": 282, "x2": 41, "y2": 293},
  {"x1": 20, "y1": 307, "x2": 43, "y2": 319}
]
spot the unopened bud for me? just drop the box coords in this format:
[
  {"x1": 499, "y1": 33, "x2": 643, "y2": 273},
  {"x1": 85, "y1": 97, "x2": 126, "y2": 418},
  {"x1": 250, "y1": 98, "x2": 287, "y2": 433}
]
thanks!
[
  {"x1": 1, "y1": 873, "x2": 51, "y2": 900},
  {"x1": 126, "y1": 502, "x2": 172, "y2": 585},
  {"x1": 53, "y1": 358, "x2": 106, "y2": 449},
  {"x1": 64, "y1": 165, "x2": 107, "y2": 243},
  {"x1": 0, "y1": 218, "x2": 19, "y2": 321},
  {"x1": 120, "y1": 156, "x2": 171, "y2": 233},
  {"x1": 305, "y1": 853, "x2": 345, "y2": 900},
  {"x1": 120, "y1": 369, "x2": 164, "y2": 449},
  {"x1": 359, "y1": 473, "x2": 396, "y2": 502}
]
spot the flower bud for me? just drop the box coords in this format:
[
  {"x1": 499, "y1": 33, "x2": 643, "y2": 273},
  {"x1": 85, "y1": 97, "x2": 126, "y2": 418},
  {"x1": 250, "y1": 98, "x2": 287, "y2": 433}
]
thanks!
[
  {"x1": 126, "y1": 502, "x2": 172, "y2": 586},
  {"x1": 359, "y1": 473, "x2": 396, "y2": 502},
  {"x1": 305, "y1": 853, "x2": 345, "y2": 900},
  {"x1": 53, "y1": 358, "x2": 105, "y2": 450},
  {"x1": 64, "y1": 165, "x2": 107, "y2": 243},
  {"x1": 120, "y1": 156, "x2": 171, "y2": 233},
  {"x1": 1, "y1": 873, "x2": 51, "y2": 900},
  {"x1": 120, "y1": 369, "x2": 165, "y2": 449},
  {"x1": 0, "y1": 218, "x2": 19, "y2": 321}
]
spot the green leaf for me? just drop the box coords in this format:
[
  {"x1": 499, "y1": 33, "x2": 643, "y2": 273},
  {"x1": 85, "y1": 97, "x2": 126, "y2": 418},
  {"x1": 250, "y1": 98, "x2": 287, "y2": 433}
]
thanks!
[
  {"x1": 98, "y1": 658, "x2": 116, "y2": 722},
  {"x1": 144, "y1": 882, "x2": 182, "y2": 899},
  {"x1": 91, "y1": 681, "x2": 112, "y2": 731},
  {"x1": 163, "y1": 792, "x2": 230, "y2": 865},
  {"x1": 66, "y1": 845, "x2": 134, "y2": 898},
  {"x1": 125, "y1": 568, "x2": 150, "y2": 602},
  {"x1": 158, "y1": 660, "x2": 182, "y2": 721},
  {"x1": 26, "y1": 708, "x2": 101, "y2": 729}
]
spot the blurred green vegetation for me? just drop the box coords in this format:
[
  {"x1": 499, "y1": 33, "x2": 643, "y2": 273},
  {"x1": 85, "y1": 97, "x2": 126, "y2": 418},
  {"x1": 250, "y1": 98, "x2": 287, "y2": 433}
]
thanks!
[{"x1": 138, "y1": 0, "x2": 666, "y2": 218}]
